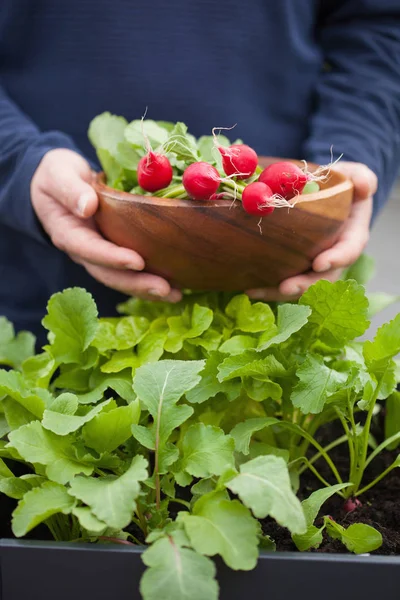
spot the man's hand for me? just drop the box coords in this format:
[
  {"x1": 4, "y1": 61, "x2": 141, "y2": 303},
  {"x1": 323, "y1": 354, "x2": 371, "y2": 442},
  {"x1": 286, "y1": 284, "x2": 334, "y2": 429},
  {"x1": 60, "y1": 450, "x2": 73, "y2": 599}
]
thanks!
[
  {"x1": 247, "y1": 162, "x2": 377, "y2": 301},
  {"x1": 31, "y1": 149, "x2": 182, "y2": 302}
]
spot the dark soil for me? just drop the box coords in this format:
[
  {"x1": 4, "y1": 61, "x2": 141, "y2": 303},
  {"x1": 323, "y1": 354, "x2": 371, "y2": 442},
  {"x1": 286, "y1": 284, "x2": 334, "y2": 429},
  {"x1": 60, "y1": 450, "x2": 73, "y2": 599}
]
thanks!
[{"x1": 261, "y1": 413, "x2": 400, "y2": 555}]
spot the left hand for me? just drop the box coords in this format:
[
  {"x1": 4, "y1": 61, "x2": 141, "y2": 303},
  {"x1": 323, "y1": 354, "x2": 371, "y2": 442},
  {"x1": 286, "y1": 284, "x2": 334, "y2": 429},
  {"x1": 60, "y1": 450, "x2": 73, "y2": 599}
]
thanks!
[{"x1": 246, "y1": 161, "x2": 378, "y2": 302}]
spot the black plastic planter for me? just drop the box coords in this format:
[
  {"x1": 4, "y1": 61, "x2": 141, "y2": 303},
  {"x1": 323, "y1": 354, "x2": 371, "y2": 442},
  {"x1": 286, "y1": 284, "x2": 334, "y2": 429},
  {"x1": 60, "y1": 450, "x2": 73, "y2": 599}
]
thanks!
[{"x1": 1, "y1": 539, "x2": 400, "y2": 600}]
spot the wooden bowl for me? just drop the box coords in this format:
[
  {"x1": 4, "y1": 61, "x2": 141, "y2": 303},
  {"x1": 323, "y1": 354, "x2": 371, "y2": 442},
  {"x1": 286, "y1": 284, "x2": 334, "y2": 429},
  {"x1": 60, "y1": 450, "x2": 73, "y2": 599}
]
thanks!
[{"x1": 93, "y1": 157, "x2": 353, "y2": 291}]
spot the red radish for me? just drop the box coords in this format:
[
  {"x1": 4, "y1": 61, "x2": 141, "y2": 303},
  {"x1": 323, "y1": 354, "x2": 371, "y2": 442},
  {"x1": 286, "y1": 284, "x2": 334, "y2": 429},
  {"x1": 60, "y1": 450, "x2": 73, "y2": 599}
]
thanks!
[
  {"x1": 183, "y1": 162, "x2": 220, "y2": 200},
  {"x1": 241, "y1": 182, "x2": 275, "y2": 216},
  {"x1": 259, "y1": 161, "x2": 308, "y2": 199},
  {"x1": 219, "y1": 144, "x2": 258, "y2": 179},
  {"x1": 137, "y1": 152, "x2": 173, "y2": 193},
  {"x1": 343, "y1": 497, "x2": 362, "y2": 514}
]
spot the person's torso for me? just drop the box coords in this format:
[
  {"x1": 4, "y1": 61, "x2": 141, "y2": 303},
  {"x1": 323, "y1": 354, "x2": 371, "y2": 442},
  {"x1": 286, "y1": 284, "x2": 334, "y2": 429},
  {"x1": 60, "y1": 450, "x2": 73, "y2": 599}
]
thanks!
[{"x1": 0, "y1": 0, "x2": 323, "y2": 341}]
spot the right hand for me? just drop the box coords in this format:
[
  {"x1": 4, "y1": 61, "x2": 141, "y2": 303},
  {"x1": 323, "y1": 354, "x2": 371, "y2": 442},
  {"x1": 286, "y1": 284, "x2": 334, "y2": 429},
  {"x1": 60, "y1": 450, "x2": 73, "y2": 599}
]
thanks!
[{"x1": 31, "y1": 149, "x2": 182, "y2": 302}]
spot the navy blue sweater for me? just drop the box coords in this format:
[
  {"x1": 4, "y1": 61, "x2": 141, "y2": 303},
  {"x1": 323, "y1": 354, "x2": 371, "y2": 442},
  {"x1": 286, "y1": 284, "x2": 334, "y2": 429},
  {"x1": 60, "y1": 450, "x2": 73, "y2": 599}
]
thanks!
[{"x1": 1, "y1": 0, "x2": 400, "y2": 344}]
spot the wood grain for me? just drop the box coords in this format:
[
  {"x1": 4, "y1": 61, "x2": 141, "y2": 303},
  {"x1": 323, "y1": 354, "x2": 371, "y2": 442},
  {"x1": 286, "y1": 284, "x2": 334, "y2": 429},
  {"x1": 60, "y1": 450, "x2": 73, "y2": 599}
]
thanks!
[{"x1": 93, "y1": 157, "x2": 353, "y2": 291}]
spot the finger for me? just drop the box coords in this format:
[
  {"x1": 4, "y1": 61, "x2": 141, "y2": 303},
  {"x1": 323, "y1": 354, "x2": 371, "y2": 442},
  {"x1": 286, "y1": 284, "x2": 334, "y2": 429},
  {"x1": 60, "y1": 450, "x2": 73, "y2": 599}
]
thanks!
[
  {"x1": 279, "y1": 268, "x2": 343, "y2": 297},
  {"x1": 246, "y1": 288, "x2": 298, "y2": 302},
  {"x1": 334, "y1": 162, "x2": 378, "y2": 201},
  {"x1": 312, "y1": 198, "x2": 372, "y2": 273},
  {"x1": 39, "y1": 149, "x2": 98, "y2": 217},
  {"x1": 81, "y1": 260, "x2": 182, "y2": 301},
  {"x1": 37, "y1": 195, "x2": 145, "y2": 271}
]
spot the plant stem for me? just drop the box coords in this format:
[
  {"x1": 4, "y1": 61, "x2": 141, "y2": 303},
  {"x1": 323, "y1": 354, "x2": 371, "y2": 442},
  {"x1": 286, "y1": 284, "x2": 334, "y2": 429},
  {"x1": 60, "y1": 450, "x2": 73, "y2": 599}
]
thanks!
[
  {"x1": 98, "y1": 536, "x2": 134, "y2": 546},
  {"x1": 297, "y1": 435, "x2": 348, "y2": 475},
  {"x1": 170, "y1": 498, "x2": 191, "y2": 509},
  {"x1": 136, "y1": 502, "x2": 148, "y2": 537},
  {"x1": 279, "y1": 422, "x2": 342, "y2": 484},
  {"x1": 350, "y1": 375, "x2": 385, "y2": 493},
  {"x1": 357, "y1": 459, "x2": 399, "y2": 496},
  {"x1": 335, "y1": 407, "x2": 355, "y2": 476},
  {"x1": 364, "y1": 431, "x2": 400, "y2": 469},
  {"x1": 289, "y1": 457, "x2": 335, "y2": 491},
  {"x1": 153, "y1": 184, "x2": 186, "y2": 199}
]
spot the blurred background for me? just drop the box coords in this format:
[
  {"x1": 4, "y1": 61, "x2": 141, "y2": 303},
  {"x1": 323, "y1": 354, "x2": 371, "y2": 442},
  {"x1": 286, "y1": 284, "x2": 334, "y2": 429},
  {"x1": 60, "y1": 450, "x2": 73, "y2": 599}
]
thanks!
[{"x1": 366, "y1": 179, "x2": 400, "y2": 338}]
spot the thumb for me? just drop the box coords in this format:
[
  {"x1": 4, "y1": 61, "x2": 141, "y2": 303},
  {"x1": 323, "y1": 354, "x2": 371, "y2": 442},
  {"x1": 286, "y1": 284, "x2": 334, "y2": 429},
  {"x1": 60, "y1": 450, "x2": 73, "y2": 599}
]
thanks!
[
  {"x1": 333, "y1": 162, "x2": 378, "y2": 202},
  {"x1": 40, "y1": 148, "x2": 98, "y2": 218}
]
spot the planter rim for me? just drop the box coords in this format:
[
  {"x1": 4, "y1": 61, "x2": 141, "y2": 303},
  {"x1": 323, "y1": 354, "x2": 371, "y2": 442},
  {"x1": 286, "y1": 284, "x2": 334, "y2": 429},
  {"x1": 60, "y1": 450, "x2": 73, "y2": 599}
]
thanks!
[{"x1": 2, "y1": 537, "x2": 400, "y2": 565}]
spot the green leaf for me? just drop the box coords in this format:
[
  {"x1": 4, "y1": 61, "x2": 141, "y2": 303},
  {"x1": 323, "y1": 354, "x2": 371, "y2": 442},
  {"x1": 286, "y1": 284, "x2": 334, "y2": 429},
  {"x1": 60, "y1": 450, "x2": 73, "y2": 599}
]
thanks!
[
  {"x1": 92, "y1": 316, "x2": 149, "y2": 352},
  {"x1": 364, "y1": 314, "x2": 400, "y2": 367},
  {"x1": 257, "y1": 304, "x2": 311, "y2": 351},
  {"x1": 0, "y1": 317, "x2": 35, "y2": 369},
  {"x1": 125, "y1": 119, "x2": 170, "y2": 149},
  {"x1": 8, "y1": 421, "x2": 94, "y2": 484},
  {"x1": 219, "y1": 335, "x2": 257, "y2": 355},
  {"x1": 230, "y1": 417, "x2": 279, "y2": 455},
  {"x1": 0, "y1": 474, "x2": 45, "y2": 500},
  {"x1": 0, "y1": 457, "x2": 13, "y2": 477},
  {"x1": 226, "y1": 295, "x2": 275, "y2": 333},
  {"x1": 243, "y1": 378, "x2": 282, "y2": 402},
  {"x1": 186, "y1": 353, "x2": 241, "y2": 404},
  {"x1": 42, "y1": 398, "x2": 111, "y2": 436},
  {"x1": 181, "y1": 491, "x2": 259, "y2": 570},
  {"x1": 292, "y1": 483, "x2": 351, "y2": 551},
  {"x1": 302, "y1": 483, "x2": 351, "y2": 527},
  {"x1": 363, "y1": 315, "x2": 400, "y2": 399},
  {"x1": 68, "y1": 455, "x2": 148, "y2": 529},
  {"x1": 300, "y1": 280, "x2": 369, "y2": 346},
  {"x1": 165, "y1": 305, "x2": 213, "y2": 353},
  {"x1": 89, "y1": 111, "x2": 128, "y2": 155},
  {"x1": 82, "y1": 401, "x2": 140, "y2": 453},
  {"x1": 324, "y1": 518, "x2": 382, "y2": 554},
  {"x1": 133, "y1": 360, "x2": 204, "y2": 443},
  {"x1": 385, "y1": 391, "x2": 400, "y2": 450},
  {"x1": 367, "y1": 293, "x2": 400, "y2": 318},
  {"x1": 163, "y1": 122, "x2": 200, "y2": 163},
  {"x1": 197, "y1": 134, "x2": 230, "y2": 164},
  {"x1": 72, "y1": 506, "x2": 107, "y2": 533},
  {"x1": 100, "y1": 350, "x2": 140, "y2": 374},
  {"x1": 291, "y1": 355, "x2": 347, "y2": 414},
  {"x1": 21, "y1": 352, "x2": 56, "y2": 388},
  {"x1": 217, "y1": 352, "x2": 285, "y2": 383},
  {"x1": 179, "y1": 424, "x2": 235, "y2": 478},
  {"x1": 293, "y1": 525, "x2": 324, "y2": 551},
  {"x1": 12, "y1": 481, "x2": 75, "y2": 537},
  {"x1": 42, "y1": 288, "x2": 98, "y2": 364},
  {"x1": 50, "y1": 393, "x2": 78, "y2": 414},
  {"x1": 2, "y1": 398, "x2": 35, "y2": 430},
  {"x1": 0, "y1": 369, "x2": 51, "y2": 418},
  {"x1": 140, "y1": 536, "x2": 218, "y2": 600},
  {"x1": 343, "y1": 254, "x2": 375, "y2": 286},
  {"x1": 226, "y1": 456, "x2": 306, "y2": 534}
]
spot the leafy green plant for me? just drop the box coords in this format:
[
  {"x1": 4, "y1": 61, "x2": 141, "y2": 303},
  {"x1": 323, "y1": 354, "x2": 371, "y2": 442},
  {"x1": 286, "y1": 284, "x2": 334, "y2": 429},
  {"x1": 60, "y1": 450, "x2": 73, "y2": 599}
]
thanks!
[
  {"x1": 0, "y1": 276, "x2": 399, "y2": 599},
  {"x1": 88, "y1": 112, "x2": 253, "y2": 199}
]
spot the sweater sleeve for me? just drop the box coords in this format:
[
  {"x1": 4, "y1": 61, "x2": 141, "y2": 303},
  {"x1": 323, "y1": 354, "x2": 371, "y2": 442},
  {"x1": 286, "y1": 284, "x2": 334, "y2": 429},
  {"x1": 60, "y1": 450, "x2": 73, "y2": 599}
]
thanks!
[
  {"x1": 304, "y1": 0, "x2": 400, "y2": 218},
  {"x1": 0, "y1": 83, "x2": 83, "y2": 244}
]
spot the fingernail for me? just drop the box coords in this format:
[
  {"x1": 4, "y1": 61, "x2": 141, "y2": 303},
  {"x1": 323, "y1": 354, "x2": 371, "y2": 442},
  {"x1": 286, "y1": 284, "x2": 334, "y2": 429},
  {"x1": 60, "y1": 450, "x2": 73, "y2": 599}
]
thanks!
[
  {"x1": 77, "y1": 193, "x2": 91, "y2": 217},
  {"x1": 126, "y1": 261, "x2": 144, "y2": 271},
  {"x1": 148, "y1": 288, "x2": 167, "y2": 297},
  {"x1": 314, "y1": 262, "x2": 331, "y2": 273}
]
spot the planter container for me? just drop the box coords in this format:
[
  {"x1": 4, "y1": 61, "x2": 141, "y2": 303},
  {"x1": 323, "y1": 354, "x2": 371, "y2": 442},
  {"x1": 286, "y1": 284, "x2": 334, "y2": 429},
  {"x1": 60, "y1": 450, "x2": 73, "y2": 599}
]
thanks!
[{"x1": 1, "y1": 539, "x2": 399, "y2": 600}]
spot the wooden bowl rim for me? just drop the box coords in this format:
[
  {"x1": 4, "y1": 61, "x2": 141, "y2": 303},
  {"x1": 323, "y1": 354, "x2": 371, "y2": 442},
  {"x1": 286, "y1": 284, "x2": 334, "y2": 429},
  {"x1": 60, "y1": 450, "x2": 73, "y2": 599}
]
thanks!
[{"x1": 93, "y1": 164, "x2": 353, "y2": 210}]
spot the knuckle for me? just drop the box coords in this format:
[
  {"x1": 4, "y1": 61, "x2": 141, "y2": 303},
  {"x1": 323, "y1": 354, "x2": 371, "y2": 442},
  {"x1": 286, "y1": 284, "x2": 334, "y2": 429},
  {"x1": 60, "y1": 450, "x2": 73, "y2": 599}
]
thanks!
[{"x1": 51, "y1": 231, "x2": 68, "y2": 252}]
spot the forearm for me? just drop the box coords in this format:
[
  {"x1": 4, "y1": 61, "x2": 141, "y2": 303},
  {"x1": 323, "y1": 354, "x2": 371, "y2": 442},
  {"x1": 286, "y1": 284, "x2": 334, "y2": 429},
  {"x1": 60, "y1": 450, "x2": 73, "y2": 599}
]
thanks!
[
  {"x1": 304, "y1": 0, "x2": 400, "y2": 219},
  {"x1": 0, "y1": 84, "x2": 80, "y2": 242}
]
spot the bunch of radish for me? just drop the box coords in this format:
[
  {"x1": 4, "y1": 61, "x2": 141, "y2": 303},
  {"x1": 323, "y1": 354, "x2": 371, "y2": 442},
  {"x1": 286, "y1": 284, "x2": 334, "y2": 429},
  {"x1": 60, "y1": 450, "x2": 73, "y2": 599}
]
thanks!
[{"x1": 133, "y1": 118, "x2": 325, "y2": 218}]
